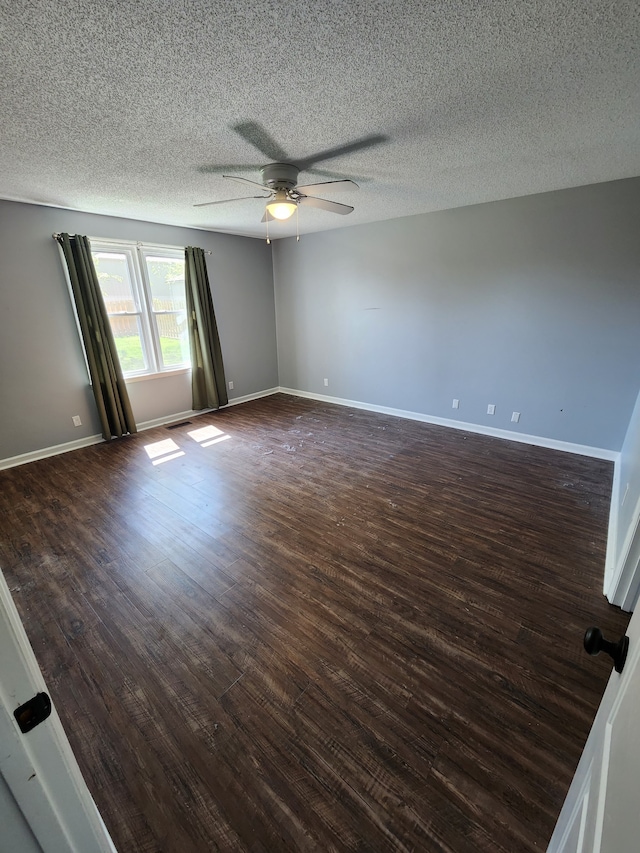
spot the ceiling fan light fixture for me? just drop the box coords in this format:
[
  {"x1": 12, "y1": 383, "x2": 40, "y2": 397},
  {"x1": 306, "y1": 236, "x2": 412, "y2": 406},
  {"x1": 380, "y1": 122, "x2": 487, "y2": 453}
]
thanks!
[{"x1": 266, "y1": 190, "x2": 297, "y2": 220}]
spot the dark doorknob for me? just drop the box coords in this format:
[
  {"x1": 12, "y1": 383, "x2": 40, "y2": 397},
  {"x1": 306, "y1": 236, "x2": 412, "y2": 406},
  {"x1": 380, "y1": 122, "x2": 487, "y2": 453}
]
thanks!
[{"x1": 584, "y1": 627, "x2": 629, "y2": 674}]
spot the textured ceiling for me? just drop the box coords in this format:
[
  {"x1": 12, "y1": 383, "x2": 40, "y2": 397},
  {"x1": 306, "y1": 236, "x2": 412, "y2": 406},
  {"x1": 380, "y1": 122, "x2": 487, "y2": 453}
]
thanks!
[{"x1": 1, "y1": 1, "x2": 639, "y2": 239}]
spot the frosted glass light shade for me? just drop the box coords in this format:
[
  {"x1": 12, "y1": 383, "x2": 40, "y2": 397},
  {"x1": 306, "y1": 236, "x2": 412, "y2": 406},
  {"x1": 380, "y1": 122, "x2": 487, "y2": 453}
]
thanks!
[{"x1": 266, "y1": 191, "x2": 297, "y2": 220}]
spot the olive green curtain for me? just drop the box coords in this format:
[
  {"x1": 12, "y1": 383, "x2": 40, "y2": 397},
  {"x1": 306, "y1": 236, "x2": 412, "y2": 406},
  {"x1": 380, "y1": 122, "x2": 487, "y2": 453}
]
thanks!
[
  {"x1": 57, "y1": 233, "x2": 137, "y2": 440},
  {"x1": 185, "y1": 246, "x2": 228, "y2": 411}
]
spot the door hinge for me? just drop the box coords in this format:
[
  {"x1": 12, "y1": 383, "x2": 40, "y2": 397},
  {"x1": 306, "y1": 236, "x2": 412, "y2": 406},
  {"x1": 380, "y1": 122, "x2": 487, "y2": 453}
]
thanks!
[{"x1": 14, "y1": 692, "x2": 52, "y2": 733}]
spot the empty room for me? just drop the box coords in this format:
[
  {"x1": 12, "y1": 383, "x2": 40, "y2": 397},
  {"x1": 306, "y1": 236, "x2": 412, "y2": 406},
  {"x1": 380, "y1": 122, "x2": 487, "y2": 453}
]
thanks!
[{"x1": 1, "y1": 2, "x2": 640, "y2": 852}]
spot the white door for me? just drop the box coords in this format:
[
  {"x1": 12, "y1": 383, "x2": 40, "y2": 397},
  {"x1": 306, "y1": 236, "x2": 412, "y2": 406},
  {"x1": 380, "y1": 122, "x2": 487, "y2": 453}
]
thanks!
[
  {"x1": 547, "y1": 604, "x2": 640, "y2": 852},
  {"x1": 0, "y1": 568, "x2": 116, "y2": 853}
]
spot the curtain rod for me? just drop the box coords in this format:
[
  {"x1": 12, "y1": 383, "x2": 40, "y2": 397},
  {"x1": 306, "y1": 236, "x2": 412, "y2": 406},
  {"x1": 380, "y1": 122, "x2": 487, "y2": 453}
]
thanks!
[{"x1": 51, "y1": 234, "x2": 211, "y2": 253}]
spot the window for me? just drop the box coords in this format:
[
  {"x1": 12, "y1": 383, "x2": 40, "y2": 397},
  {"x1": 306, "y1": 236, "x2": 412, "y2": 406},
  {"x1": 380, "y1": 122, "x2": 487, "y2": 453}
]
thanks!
[{"x1": 90, "y1": 241, "x2": 189, "y2": 378}]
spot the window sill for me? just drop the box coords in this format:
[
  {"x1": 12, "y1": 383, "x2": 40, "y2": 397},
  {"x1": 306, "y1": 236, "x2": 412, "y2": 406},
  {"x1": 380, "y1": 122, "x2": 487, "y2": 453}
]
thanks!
[{"x1": 125, "y1": 368, "x2": 191, "y2": 384}]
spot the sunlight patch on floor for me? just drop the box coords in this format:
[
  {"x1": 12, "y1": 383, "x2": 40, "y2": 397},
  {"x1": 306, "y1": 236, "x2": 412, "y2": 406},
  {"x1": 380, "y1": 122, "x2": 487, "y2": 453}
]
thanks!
[
  {"x1": 143, "y1": 438, "x2": 186, "y2": 465},
  {"x1": 144, "y1": 425, "x2": 231, "y2": 464},
  {"x1": 201, "y1": 435, "x2": 231, "y2": 448},
  {"x1": 188, "y1": 424, "x2": 231, "y2": 448},
  {"x1": 188, "y1": 425, "x2": 224, "y2": 442}
]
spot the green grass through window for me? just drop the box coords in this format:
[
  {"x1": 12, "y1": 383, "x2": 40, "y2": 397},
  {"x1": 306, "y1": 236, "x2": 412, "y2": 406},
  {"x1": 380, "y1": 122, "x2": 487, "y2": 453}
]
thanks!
[{"x1": 113, "y1": 335, "x2": 188, "y2": 372}]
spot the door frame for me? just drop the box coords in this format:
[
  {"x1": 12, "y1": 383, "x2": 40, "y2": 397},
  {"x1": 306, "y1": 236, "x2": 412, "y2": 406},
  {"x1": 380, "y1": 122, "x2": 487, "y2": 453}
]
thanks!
[
  {"x1": 547, "y1": 603, "x2": 640, "y2": 852},
  {"x1": 0, "y1": 568, "x2": 116, "y2": 853}
]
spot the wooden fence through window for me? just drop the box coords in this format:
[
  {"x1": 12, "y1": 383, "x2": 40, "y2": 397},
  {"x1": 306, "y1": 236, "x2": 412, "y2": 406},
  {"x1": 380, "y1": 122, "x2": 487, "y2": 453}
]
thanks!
[{"x1": 105, "y1": 300, "x2": 186, "y2": 340}]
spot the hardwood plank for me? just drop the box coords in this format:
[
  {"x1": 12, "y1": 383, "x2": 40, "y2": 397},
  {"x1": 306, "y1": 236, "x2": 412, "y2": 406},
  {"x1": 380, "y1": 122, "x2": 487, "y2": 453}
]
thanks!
[{"x1": 0, "y1": 394, "x2": 629, "y2": 852}]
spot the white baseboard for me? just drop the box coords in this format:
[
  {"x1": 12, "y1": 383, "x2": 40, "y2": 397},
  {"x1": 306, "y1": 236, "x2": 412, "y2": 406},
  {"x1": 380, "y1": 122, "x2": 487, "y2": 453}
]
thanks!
[
  {"x1": 0, "y1": 434, "x2": 104, "y2": 471},
  {"x1": 278, "y1": 387, "x2": 619, "y2": 461},
  {"x1": 0, "y1": 389, "x2": 282, "y2": 471},
  {"x1": 0, "y1": 385, "x2": 618, "y2": 471},
  {"x1": 279, "y1": 388, "x2": 626, "y2": 607},
  {"x1": 224, "y1": 387, "x2": 280, "y2": 407},
  {"x1": 0, "y1": 409, "x2": 221, "y2": 470},
  {"x1": 137, "y1": 388, "x2": 280, "y2": 429},
  {"x1": 137, "y1": 388, "x2": 281, "y2": 429},
  {"x1": 2, "y1": 384, "x2": 629, "y2": 607},
  {"x1": 137, "y1": 409, "x2": 209, "y2": 431}
]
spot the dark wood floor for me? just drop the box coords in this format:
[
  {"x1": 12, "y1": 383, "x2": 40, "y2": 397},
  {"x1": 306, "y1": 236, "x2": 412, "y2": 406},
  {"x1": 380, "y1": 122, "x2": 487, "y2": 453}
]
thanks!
[{"x1": 0, "y1": 394, "x2": 630, "y2": 852}]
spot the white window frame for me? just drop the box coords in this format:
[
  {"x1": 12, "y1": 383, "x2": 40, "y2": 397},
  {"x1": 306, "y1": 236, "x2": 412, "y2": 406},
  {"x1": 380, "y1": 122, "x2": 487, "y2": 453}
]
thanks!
[{"x1": 90, "y1": 239, "x2": 190, "y2": 381}]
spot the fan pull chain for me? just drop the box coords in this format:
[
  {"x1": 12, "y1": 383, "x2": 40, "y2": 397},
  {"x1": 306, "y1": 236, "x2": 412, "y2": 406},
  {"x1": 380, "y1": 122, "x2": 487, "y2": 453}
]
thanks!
[
  {"x1": 296, "y1": 204, "x2": 300, "y2": 242},
  {"x1": 266, "y1": 212, "x2": 270, "y2": 245}
]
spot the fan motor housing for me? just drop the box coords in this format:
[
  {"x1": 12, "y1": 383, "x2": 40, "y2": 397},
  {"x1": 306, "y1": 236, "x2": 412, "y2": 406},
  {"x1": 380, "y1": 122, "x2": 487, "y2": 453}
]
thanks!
[{"x1": 260, "y1": 163, "x2": 300, "y2": 190}]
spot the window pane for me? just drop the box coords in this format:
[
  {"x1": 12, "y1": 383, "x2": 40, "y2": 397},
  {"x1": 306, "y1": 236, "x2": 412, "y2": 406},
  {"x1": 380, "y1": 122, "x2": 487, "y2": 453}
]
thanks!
[
  {"x1": 145, "y1": 256, "x2": 186, "y2": 311},
  {"x1": 89, "y1": 244, "x2": 190, "y2": 377},
  {"x1": 155, "y1": 312, "x2": 190, "y2": 368},
  {"x1": 92, "y1": 252, "x2": 137, "y2": 313},
  {"x1": 108, "y1": 314, "x2": 148, "y2": 373}
]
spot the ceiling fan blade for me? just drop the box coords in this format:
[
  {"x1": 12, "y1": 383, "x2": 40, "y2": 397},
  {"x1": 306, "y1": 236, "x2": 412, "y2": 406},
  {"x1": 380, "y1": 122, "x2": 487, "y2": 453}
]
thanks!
[
  {"x1": 261, "y1": 210, "x2": 277, "y2": 223},
  {"x1": 296, "y1": 179, "x2": 359, "y2": 194},
  {"x1": 298, "y1": 196, "x2": 354, "y2": 215},
  {"x1": 296, "y1": 134, "x2": 387, "y2": 170},
  {"x1": 193, "y1": 195, "x2": 269, "y2": 208},
  {"x1": 232, "y1": 121, "x2": 289, "y2": 162},
  {"x1": 223, "y1": 174, "x2": 272, "y2": 192},
  {"x1": 303, "y1": 167, "x2": 373, "y2": 183},
  {"x1": 197, "y1": 164, "x2": 261, "y2": 174}
]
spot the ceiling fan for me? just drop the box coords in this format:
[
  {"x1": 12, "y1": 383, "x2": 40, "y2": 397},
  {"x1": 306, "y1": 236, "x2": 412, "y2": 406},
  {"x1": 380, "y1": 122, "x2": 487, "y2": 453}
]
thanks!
[{"x1": 194, "y1": 121, "x2": 387, "y2": 229}]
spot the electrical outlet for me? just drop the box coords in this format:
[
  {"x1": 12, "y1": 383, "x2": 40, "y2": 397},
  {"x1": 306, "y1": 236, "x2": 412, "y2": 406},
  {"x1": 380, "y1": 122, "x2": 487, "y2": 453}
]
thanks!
[
  {"x1": 452, "y1": 399, "x2": 459, "y2": 409},
  {"x1": 228, "y1": 380, "x2": 234, "y2": 390},
  {"x1": 324, "y1": 378, "x2": 329, "y2": 387},
  {"x1": 511, "y1": 411, "x2": 520, "y2": 423},
  {"x1": 487, "y1": 404, "x2": 496, "y2": 415},
  {"x1": 72, "y1": 415, "x2": 82, "y2": 427}
]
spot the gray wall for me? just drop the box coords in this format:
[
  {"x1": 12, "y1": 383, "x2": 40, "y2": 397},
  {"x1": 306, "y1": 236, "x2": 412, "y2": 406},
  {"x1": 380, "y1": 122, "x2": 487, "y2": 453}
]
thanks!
[
  {"x1": 3, "y1": 178, "x2": 639, "y2": 462},
  {"x1": 0, "y1": 200, "x2": 278, "y2": 461},
  {"x1": 273, "y1": 178, "x2": 640, "y2": 451}
]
